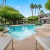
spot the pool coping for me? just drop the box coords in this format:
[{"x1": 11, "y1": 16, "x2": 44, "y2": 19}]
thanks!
[
  {"x1": 5, "y1": 24, "x2": 38, "y2": 40},
  {"x1": 9, "y1": 24, "x2": 35, "y2": 26}
]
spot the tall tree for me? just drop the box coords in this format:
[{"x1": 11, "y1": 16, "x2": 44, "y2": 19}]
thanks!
[
  {"x1": 45, "y1": 0, "x2": 50, "y2": 10},
  {"x1": 0, "y1": 6, "x2": 24, "y2": 25},
  {"x1": 4, "y1": 0, "x2": 6, "y2": 24},
  {"x1": 2, "y1": 0, "x2": 6, "y2": 6},
  {"x1": 0, "y1": 4, "x2": 2, "y2": 8},
  {"x1": 34, "y1": 4, "x2": 37, "y2": 16},
  {"x1": 2, "y1": 0, "x2": 4, "y2": 6},
  {"x1": 38, "y1": 4, "x2": 42, "y2": 15},
  {"x1": 0, "y1": 4, "x2": 3, "y2": 24},
  {"x1": 40, "y1": 10, "x2": 44, "y2": 15},
  {"x1": 30, "y1": 4, "x2": 35, "y2": 16}
]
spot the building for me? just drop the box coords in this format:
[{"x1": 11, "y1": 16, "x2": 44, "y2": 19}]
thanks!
[{"x1": 39, "y1": 13, "x2": 50, "y2": 24}]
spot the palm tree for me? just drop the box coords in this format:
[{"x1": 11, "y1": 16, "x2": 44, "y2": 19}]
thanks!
[
  {"x1": 40, "y1": 10, "x2": 44, "y2": 15},
  {"x1": 0, "y1": 4, "x2": 2, "y2": 8},
  {"x1": 38, "y1": 4, "x2": 42, "y2": 15},
  {"x1": 30, "y1": 4, "x2": 35, "y2": 16},
  {"x1": 2, "y1": 0, "x2": 4, "y2": 6},
  {"x1": 2, "y1": 0, "x2": 6, "y2": 6},
  {"x1": 2, "y1": 0, "x2": 7, "y2": 24},
  {"x1": 5, "y1": 0, "x2": 6, "y2": 6},
  {"x1": 34, "y1": 4, "x2": 37, "y2": 16},
  {"x1": 38, "y1": 10, "x2": 44, "y2": 22},
  {"x1": 4, "y1": 0, "x2": 6, "y2": 24},
  {"x1": 0, "y1": 4, "x2": 3, "y2": 23}
]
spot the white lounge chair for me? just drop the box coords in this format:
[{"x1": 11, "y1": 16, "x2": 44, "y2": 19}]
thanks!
[
  {"x1": 36, "y1": 36, "x2": 50, "y2": 50},
  {"x1": 0, "y1": 37, "x2": 13, "y2": 50}
]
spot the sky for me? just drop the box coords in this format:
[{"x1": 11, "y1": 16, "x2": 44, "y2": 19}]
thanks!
[{"x1": 0, "y1": 0, "x2": 50, "y2": 17}]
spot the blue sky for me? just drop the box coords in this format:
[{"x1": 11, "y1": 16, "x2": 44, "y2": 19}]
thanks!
[{"x1": 0, "y1": 0, "x2": 50, "y2": 17}]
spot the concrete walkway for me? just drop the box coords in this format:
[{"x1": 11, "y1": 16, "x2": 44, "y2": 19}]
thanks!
[
  {"x1": 1, "y1": 26, "x2": 50, "y2": 50},
  {"x1": 2, "y1": 31, "x2": 50, "y2": 50}
]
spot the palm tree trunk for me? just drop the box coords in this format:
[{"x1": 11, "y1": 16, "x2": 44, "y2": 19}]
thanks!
[
  {"x1": 5, "y1": 19, "x2": 6, "y2": 24},
  {"x1": 38, "y1": 8, "x2": 40, "y2": 15},
  {"x1": 31, "y1": 9, "x2": 33, "y2": 16},
  {"x1": 35, "y1": 8, "x2": 36, "y2": 16},
  {"x1": 2, "y1": 0, "x2": 4, "y2": 6},
  {"x1": 5, "y1": 0, "x2": 6, "y2": 6},
  {"x1": 2, "y1": 0, "x2": 6, "y2": 6}
]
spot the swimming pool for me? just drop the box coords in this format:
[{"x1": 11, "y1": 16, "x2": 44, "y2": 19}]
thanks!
[{"x1": 6, "y1": 24, "x2": 39, "y2": 40}]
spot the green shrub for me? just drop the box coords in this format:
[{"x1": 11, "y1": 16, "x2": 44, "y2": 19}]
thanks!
[
  {"x1": 34, "y1": 22, "x2": 42, "y2": 25},
  {"x1": 0, "y1": 26, "x2": 4, "y2": 31}
]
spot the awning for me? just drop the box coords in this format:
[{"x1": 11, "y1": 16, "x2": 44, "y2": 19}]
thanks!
[{"x1": 41, "y1": 17, "x2": 50, "y2": 20}]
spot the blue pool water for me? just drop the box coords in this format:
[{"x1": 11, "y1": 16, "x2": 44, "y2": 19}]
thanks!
[{"x1": 6, "y1": 25, "x2": 39, "y2": 40}]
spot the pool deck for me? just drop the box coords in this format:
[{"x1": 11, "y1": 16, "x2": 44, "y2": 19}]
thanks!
[{"x1": 0, "y1": 25, "x2": 50, "y2": 50}]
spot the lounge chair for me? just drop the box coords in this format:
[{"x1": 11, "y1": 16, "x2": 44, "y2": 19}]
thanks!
[
  {"x1": 0, "y1": 37, "x2": 13, "y2": 50},
  {"x1": 36, "y1": 36, "x2": 50, "y2": 50}
]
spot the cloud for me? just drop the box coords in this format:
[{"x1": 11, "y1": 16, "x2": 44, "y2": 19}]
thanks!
[
  {"x1": 16, "y1": 6, "x2": 20, "y2": 9},
  {"x1": 25, "y1": 10, "x2": 29, "y2": 13}
]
